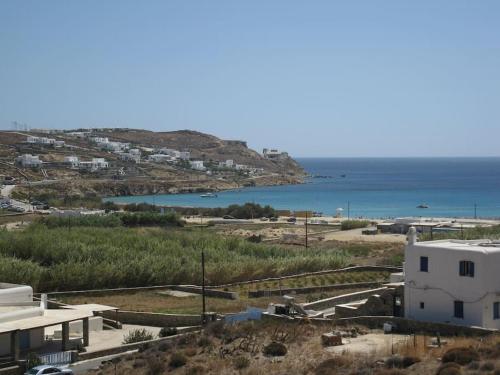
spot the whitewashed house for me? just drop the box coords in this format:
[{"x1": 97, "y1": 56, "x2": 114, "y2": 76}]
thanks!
[
  {"x1": 0, "y1": 282, "x2": 109, "y2": 359},
  {"x1": 190, "y1": 160, "x2": 206, "y2": 171},
  {"x1": 159, "y1": 148, "x2": 181, "y2": 158},
  {"x1": 404, "y1": 227, "x2": 500, "y2": 329},
  {"x1": 64, "y1": 156, "x2": 80, "y2": 167},
  {"x1": 148, "y1": 154, "x2": 173, "y2": 163},
  {"x1": 16, "y1": 154, "x2": 42, "y2": 168},
  {"x1": 119, "y1": 152, "x2": 140, "y2": 163},
  {"x1": 179, "y1": 151, "x2": 190, "y2": 160}
]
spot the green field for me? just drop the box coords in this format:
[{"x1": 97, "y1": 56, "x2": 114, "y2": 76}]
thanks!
[{"x1": 0, "y1": 223, "x2": 354, "y2": 292}]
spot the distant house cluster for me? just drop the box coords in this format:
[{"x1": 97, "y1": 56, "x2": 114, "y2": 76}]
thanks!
[
  {"x1": 26, "y1": 136, "x2": 65, "y2": 148},
  {"x1": 263, "y1": 148, "x2": 288, "y2": 160}
]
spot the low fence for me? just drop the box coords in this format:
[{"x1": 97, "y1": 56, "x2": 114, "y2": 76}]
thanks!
[
  {"x1": 101, "y1": 310, "x2": 204, "y2": 327},
  {"x1": 302, "y1": 287, "x2": 388, "y2": 311},
  {"x1": 170, "y1": 285, "x2": 238, "y2": 300},
  {"x1": 40, "y1": 351, "x2": 75, "y2": 366},
  {"x1": 248, "y1": 281, "x2": 384, "y2": 298}
]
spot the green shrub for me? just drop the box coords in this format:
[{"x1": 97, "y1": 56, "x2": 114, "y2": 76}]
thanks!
[
  {"x1": 122, "y1": 328, "x2": 155, "y2": 344},
  {"x1": 27, "y1": 352, "x2": 42, "y2": 369},
  {"x1": 233, "y1": 355, "x2": 250, "y2": 369},
  {"x1": 263, "y1": 342, "x2": 287, "y2": 356},
  {"x1": 159, "y1": 327, "x2": 178, "y2": 337}
]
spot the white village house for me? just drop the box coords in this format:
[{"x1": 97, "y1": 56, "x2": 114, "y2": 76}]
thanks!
[
  {"x1": 16, "y1": 154, "x2": 42, "y2": 168},
  {"x1": 0, "y1": 283, "x2": 111, "y2": 359},
  {"x1": 404, "y1": 227, "x2": 500, "y2": 329}
]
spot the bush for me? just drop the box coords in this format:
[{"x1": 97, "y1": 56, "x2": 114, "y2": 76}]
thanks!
[
  {"x1": 341, "y1": 220, "x2": 371, "y2": 231},
  {"x1": 27, "y1": 352, "x2": 42, "y2": 369},
  {"x1": 436, "y1": 362, "x2": 462, "y2": 375},
  {"x1": 146, "y1": 356, "x2": 165, "y2": 375},
  {"x1": 122, "y1": 329, "x2": 155, "y2": 344},
  {"x1": 233, "y1": 355, "x2": 250, "y2": 369},
  {"x1": 159, "y1": 327, "x2": 178, "y2": 337},
  {"x1": 442, "y1": 347, "x2": 479, "y2": 365},
  {"x1": 480, "y1": 361, "x2": 495, "y2": 371},
  {"x1": 169, "y1": 352, "x2": 187, "y2": 368},
  {"x1": 263, "y1": 342, "x2": 287, "y2": 357}
]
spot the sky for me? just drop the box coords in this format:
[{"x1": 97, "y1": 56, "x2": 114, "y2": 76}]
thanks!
[{"x1": 1, "y1": 1, "x2": 499, "y2": 157}]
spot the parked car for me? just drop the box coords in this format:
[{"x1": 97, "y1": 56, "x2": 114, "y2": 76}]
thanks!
[
  {"x1": 260, "y1": 217, "x2": 269, "y2": 221},
  {"x1": 269, "y1": 217, "x2": 278, "y2": 222},
  {"x1": 222, "y1": 215, "x2": 235, "y2": 220},
  {"x1": 8, "y1": 206, "x2": 25, "y2": 213},
  {"x1": 25, "y1": 365, "x2": 74, "y2": 375},
  {"x1": 287, "y1": 217, "x2": 297, "y2": 223}
]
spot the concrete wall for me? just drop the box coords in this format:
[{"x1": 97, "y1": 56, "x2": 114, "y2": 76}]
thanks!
[
  {"x1": 68, "y1": 317, "x2": 103, "y2": 334},
  {"x1": 0, "y1": 284, "x2": 33, "y2": 303},
  {"x1": 405, "y1": 240, "x2": 500, "y2": 329},
  {"x1": 101, "y1": 310, "x2": 202, "y2": 327},
  {"x1": 0, "y1": 328, "x2": 44, "y2": 356}
]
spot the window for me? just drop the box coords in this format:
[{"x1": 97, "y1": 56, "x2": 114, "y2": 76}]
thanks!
[
  {"x1": 459, "y1": 261, "x2": 475, "y2": 277},
  {"x1": 420, "y1": 302, "x2": 425, "y2": 309},
  {"x1": 420, "y1": 256, "x2": 428, "y2": 272},
  {"x1": 494, "y1": 302, "x2": 500, "y2": 320},
  {"x1": 454, "y1": 300, "x2": 464, "y2": 319}
]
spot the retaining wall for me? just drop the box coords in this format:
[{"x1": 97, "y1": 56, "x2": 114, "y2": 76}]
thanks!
[
  {"x1": 248, "y1": 281, "x2": 383, "y2": 298},
  {"x1": 0, "y1": 366, "x2": 21, "y2": 375},
  {"x1": 77, "y1": 328, "x2": 200, "y2": 362},
  {"x1": 170, "y1": 285, "x2": 238, "y2": 300},
  {"x1": 101, "y1": 310, "x2": 203, "y2": 327},
  {"x1": 302, "y1": 287, "x2": 388, "y2": 311}
]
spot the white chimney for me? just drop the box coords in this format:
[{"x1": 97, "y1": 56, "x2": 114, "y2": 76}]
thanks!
[{"x1": 407, "y1": 226, "x2": 417, "y2": 245}]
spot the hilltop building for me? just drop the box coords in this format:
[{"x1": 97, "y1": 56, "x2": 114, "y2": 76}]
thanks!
[
  {"x1": 404, "y1": 228, "x2": 500, "y2": 329},
  {"x1": 263, "y1": 148, "x2": 288, "y2": 160}
]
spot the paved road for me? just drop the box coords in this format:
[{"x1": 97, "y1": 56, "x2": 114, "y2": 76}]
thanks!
[{"x1": 1, "y1": 184, "x2": 33, "y2": 212}]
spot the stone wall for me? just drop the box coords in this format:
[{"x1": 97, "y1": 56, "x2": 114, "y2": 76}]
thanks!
[
  {"x1": 170, "y1": 286, "x2": 238, "y2": 300},
  {"x1": 302, "y1": 287, "x2": 389, "y2": 311},
  {"x1": 248, "y1": 281, "x2": 383, "y2": 298},
  {"x1": 334, "y1": 316, "x2": 497, "y2": 337},
  {"x1": 77, "y1": 327, "x2": 200, "y2": 362},
  {"x1": 101, "y1": 310, "x2": 203, "y2": 327}
]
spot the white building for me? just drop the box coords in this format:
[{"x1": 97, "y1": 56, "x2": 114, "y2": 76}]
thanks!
[
  {"x1": 148, "y1": 154, "x2": 173, "y2": 163},
  {"x1": 16, "y1": 154, "x2": 42, "y2": 168},
  {"x1": 90, "y1": 137, "x2": 109, "y2": 144},
  {"x1": 219, "y1": 160, "x2": 234, "y2": 168},
  {"x1": 64, "y1": 156, "x2": 79, "y2": 167},
  {"x1": 190, "y1": 160, "x2": 206, "y2": 171},
  {"x1": 78, "y1": 158, "x2": 108, "y2": 171},
  {"x1": 404, "y1": 227, "x2": 500, "y2": 329},
  {"x1": 159, "y1": 148, "x2": 181, "y2": 158},
  {"x1": 263, "y1": 148, "x2": 288, "y2": 160},
  {"x1": 179, "y1": 151, "x2": 190, "y2": 160},
  {"x1": 119, "y1": 152, "x2": 140, "y2": 163}
]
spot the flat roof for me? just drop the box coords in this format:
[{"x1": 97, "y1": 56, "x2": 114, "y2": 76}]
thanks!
[
  {"x1": 414, "y1": 239, "x2": 500, "y2": 254},
  {"x1": 0, "y1": 309, "x2": 93, "y2": 334}
]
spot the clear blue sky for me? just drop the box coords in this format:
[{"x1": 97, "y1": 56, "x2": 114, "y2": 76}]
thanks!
[{"x1": 1, "y1": 1, "x2": 499, "y2": 157}]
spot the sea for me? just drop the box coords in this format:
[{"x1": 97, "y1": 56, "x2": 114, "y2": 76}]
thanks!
[{"x1": 106, "y1": 157, "x2": 500, "y2": 219}]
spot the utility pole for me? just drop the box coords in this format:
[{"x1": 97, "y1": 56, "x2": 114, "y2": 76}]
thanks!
[
  {"x1": 201, "y1": 249, "x2": 206, "y2": 325},
  {"x1": 305, "y1": 211, "x2": 309, "y2": 249},
  {"x1": 474, "y1": 203, "x2": 477, "y2": 220},
  {"x1": 347, "y1": 201, "x2": 350, "y2": 221}
]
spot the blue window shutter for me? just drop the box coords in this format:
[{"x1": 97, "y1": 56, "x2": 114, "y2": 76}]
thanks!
[
  {"x1": 470, "y1": 262, "x2": 475, "y2": 277},
  {"x1": 459, "y1": 261, "x2": 464, "y2": 276}
]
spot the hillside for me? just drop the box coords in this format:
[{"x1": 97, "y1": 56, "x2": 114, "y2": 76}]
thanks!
[
  {"x1": 90, "y1": 129, "x2": 304, "y2": 174},
  {"x1": 0, "y1": 129, "x2": 305, "y2": 205}
]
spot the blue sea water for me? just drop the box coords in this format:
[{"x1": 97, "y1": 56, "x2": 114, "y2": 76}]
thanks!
[{"x1": 107, "y1": 158, "x2": 500, "y2": 219}]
